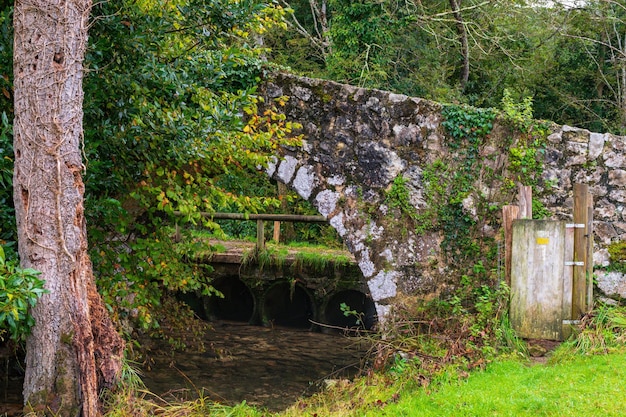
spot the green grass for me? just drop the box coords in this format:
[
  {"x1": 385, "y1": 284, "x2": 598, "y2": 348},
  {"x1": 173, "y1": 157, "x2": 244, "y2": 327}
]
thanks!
[{"x1": 280, "y1": 352, "x2": 626, "y2": 417}]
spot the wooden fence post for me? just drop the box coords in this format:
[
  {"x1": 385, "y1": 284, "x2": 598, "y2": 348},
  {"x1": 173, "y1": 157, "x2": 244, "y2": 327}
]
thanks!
[
  {"x1": 502, "y1": 205, "x2": 520, "y2": 285},
  {"x1": 587, "y1": 193, "x2": 594, "y2": 311},
  {"x1": 273, "y1": 221, "x2": 281, "y2": 242},
  {"x1": 572, "y1": 183, "x2": 590, "y2": 318},
  {"x1": 518, "y1": 184, "x2": 533, "y2": 219},
  {"x1": 256, "y1": 219, "x2": 265, "y2": 252}
]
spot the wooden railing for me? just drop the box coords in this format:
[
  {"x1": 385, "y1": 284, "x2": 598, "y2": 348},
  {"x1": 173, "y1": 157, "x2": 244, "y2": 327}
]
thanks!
[{"x1": 175, "y1": 211, "x2": 327, "y2": 251}]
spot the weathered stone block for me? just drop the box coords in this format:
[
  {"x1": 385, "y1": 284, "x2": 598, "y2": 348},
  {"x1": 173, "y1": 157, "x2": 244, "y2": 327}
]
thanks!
[
  {"x1": 595, "y1": 221, "x2": 618, "y2": 244},
  {"x1": 604, "y1": 151, "x2": 626, "y2": 168},
  {"x1": 609, "y1": 169, "x2": 626, "y2": 186},
  {"x1": 596, "y1": 271, "x2": 626, "y2": 300},
  {"x1": 588, "y1": 132, "x2": 606, "y2": 160}
]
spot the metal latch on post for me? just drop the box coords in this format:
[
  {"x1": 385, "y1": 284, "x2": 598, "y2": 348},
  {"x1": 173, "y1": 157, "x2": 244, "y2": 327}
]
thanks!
[
  {"x1": 563, "y1": 320, "x2": 581, "y2": 325},
  {"x1": 564, "y1": 261, "x2": 585, "y2": 266},
  {"x1": 565, "y1": 223, "x2": 585, "y2": 228}
]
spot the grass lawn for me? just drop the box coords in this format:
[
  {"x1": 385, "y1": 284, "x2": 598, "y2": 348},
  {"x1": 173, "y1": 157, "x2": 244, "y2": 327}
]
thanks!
[{"x1": 352, "y1": 353, "x2": 626, "y2": 417}]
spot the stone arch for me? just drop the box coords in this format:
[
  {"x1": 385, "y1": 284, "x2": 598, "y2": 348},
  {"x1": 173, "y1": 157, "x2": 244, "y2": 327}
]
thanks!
[
  {"x1": 260, "y1": 280, "x2": 316, "y2": 328},
  {"x1": 261, "y1": 73, "x2": 447, "y2": 320},
  {"x1": 323, "y1": 290, "x2": 377, "y2": 331},
  {"x1": 205, "y1": 276, "x2": 256, "y2": 323}
]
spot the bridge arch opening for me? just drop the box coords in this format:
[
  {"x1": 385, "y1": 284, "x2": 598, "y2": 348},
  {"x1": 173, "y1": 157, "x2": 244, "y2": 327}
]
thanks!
[
  {"x1": 324, "y1": 290, "x2": 377, "y2": 331},
  {"x1": 261, "y1": 281, "x2": 315, "y2": 328},
  {"x1": 205, "y1": 276, "x2": 256, "y2": 323}
]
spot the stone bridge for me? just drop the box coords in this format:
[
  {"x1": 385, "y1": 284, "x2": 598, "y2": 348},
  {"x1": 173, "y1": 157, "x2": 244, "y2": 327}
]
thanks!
[
  {"x1": 258, "y1": 72, "x2": 626, "y2": 319},
  {"x1": 197, "y1": 240, "x2": 376, "y2": 330}
]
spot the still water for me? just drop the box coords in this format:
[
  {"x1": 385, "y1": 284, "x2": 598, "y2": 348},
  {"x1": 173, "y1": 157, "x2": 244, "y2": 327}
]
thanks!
[
  {"x1": 140, "y1": 321, "x2": 371, "y2": 411},
  {"x1": 1, "y1": 323, "x2": 369, "y2": 414}
]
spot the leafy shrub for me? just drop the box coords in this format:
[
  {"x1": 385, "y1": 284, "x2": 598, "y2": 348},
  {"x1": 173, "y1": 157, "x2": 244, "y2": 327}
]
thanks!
[{"x1": 0, "y1": 245, "x2": 46, "y2": 342}]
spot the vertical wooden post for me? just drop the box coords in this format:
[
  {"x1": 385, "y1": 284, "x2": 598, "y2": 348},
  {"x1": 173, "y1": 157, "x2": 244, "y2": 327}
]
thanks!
[
  {"x1": 562, "y1": 222, "x2": 575, "y2": 339},
  {"x1": 273, "y1": 221, "x2": 281, "y2": 242},
  {"x1": 586, "y1": 192, "x2": 594, "y2": 311},
  {"x1": 572, "y1": 183, "x2": 589, "y2": 318},
  {"x1": 518, "y1": 185, "x2": 533, "y2": 219},
  {"x1": 256, "y1": 219, "x2": 265, "y2": 252},
  {"x1": 174, "y1": 222, "x2": 182, "y2": 243},
  {"x1": 502, "y1": 205, "x2": 520, "y2": 285}
]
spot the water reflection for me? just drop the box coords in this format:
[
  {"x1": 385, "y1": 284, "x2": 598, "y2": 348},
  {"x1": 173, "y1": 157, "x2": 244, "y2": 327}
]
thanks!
[{"x1": 140, "y1": 321, "x2": 371, "y2": 411}]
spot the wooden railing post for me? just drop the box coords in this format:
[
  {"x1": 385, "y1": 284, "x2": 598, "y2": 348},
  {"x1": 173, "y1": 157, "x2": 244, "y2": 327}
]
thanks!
[
  {"x1": 518, "y1": 184, "x2": 533, "y2": 219},
  {"x1": 586, "y1": 193, "x2": 593, "y2": 312},
  {"x1": 572, "y1": 183, "x2": 590, "y2": 318},
  {"x1": 273, "y1": 221, "x2": 281, "y2": 242},
  {"x1": 502, "y1": 205, "x2": 520, "y2": 285},
  {"x1": 256, "y1": 219, "x2": 265, "y2": 252}
]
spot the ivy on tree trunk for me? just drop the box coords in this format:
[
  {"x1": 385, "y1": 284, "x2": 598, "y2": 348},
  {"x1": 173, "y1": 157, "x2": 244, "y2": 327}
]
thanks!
[{"x1": 13, "y1": 1, "x2": 124, "y2": 415}]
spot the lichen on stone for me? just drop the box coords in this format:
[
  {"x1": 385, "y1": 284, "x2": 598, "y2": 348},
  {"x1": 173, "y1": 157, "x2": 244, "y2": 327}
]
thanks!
[
  {"x1": 368, "y1": 270, "x2": 398, "y2": 301},
  {"x1": 293, "y1": 165, "x2": 316, "y2": 199},
  {"x1": 277, "y1": 155, "x2": 298, "y2": 183}
]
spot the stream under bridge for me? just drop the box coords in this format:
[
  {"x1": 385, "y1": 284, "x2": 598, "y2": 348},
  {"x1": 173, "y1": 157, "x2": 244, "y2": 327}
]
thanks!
[{"x1": 187, "y1": 238, "x2": 377, "y2": 331}]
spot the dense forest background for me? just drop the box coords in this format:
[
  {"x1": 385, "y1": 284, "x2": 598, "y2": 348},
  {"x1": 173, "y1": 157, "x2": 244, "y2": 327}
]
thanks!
[{"x1": 1, "y1": 0, "x2": 626, "y2": 340}]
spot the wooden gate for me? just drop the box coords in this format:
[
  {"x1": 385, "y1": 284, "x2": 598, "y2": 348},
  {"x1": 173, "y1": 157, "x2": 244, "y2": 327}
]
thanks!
[{"x1": 508, "y1": 184, "x2": 592, "y2": 341}]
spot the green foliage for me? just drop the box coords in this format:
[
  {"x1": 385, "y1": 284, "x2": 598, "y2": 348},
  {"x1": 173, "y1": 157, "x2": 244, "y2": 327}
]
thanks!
[
  {"x1": 501, "y1": 92, "x2": 544, "y2": 180},
  {"x1": 430, "y1": 105, "x2": 497, "y2": 263},
  {"x1": 384, "y1": 175, "x2": 418, "y2": 225},
  {"x1": 84, "y1": 0, "x2": 296, "y2": 223},
  {"x1": 92, "y1": 227, "x2": 218, "y2": 333},
  {"x1": 385, "y1": 176, "x2": 411, "y2": 211},
  {"x1": 501, "y1": 89, "x2": 534, "y2": 132},
  {"x1": 553, "y1": 304, "x2": 626, "y2": 360},
  {"x1": 324, "y1": 0, "x2": 397, "y2": 86},
  {"x1": 442, "y1": 105, "x2": 496, "y2": 149},
  {"x1": 441, "y1": 105, "x2": 495, "y2": 201},
  {"x1": 77, "y1": 0, "x2": 306, "y2": 340},
  {"x1": 501, "y1": 92, "x2": 551, "y2": 217},
  {"x1": 606, "y1": 241, "x2": 626, "y2": 274},
  {"x1": 339, "y1": 302, "x2": 363, "y2": 326},
  {"x1": 0, "y1": 111, "x2": 15, "y2": 245},
  {"x1": 507, "y1": 141, "x2": 542, "y2": 186},
  {"x1": 531, "y1": 197, "x2": 551, "y2": 220},
  {"x1": 0, "y1": 245, "x2": 46, "y2": 342}
]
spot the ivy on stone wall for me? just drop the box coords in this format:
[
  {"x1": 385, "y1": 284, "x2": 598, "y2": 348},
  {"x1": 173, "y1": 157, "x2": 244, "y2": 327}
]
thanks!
[
  {"x1": 501, "y1": 91, "x2": 548, "y2": 189},
  {"x1": 500, "y1": 91, "x2": 551, "y2": 219},
  {"x1": 436, "y1": 105, "x2": 497, "y2": 262}
]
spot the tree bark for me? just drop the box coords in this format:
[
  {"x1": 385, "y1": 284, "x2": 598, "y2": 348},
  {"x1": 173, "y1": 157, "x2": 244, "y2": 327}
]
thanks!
[
  {"x1": 13, "y1": 1, "x2": 124, "y2": 416},
  {"x1": 449, "y1": 0, "x2": 469, "y2": 90}
]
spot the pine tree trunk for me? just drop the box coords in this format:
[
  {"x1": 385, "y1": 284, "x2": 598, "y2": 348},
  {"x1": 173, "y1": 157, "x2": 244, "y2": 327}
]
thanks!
[{"x1": 13, "y1": 1, "x2": 124, "y2": 415}]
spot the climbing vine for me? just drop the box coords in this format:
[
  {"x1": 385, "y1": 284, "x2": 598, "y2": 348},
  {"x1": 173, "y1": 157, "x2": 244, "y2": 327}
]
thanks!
[
  {"x1": 384, "y1": 175, "x2": 419, "y2": 235},
  {"x1": 502, "y1": 90, "x2": 547, "y2": 187},
  {"x1": 500, "y1": 90, "x2": 551, "y2": 218},
  {"x1": 436, "y1": 105, "x2": 497, "y2": 262}
]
